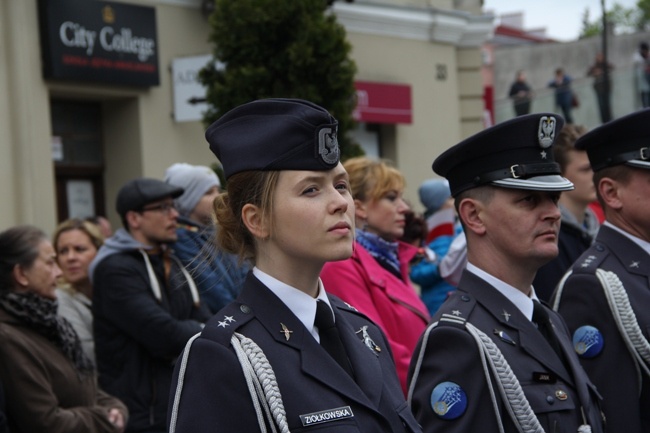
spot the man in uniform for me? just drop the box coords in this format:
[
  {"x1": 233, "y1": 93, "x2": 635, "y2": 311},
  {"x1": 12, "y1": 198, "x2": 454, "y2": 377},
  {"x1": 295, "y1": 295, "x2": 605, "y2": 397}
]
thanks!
[
  {"x1": 407, "y1": 113, "x2": 604, "y2": 433},
  {"x1": 552, "y1": 108, "x2": 650, "y2": 433}
]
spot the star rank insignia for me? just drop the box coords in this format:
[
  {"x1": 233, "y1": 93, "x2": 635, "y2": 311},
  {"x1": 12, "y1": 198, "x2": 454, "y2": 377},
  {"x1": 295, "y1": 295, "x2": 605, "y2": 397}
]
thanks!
[
  {"x1": 280, "y1": 323, "x2": 293, "y2": 341},
  {"x1": 218, "y1": 315, "x2": 235, "y2": 328},
  {"x1": 451, "y1": 310, "x2": 462, "y2": 316},
  {"x1": 540, "y1": 150, "x2": 547, "y2": 159}
]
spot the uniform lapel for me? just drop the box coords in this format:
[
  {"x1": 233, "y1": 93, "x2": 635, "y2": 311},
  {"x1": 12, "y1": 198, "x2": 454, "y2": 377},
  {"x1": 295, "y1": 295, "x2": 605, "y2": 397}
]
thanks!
[
  {"x1": 462, "y1": 273, "x2": 573, "y2": 384},
  {"x1": 332, "y1": 301, "x2": 384, "y2": 407},
  {"x1": 238, "y1": 276, "x2": 379, "y2": 410}
]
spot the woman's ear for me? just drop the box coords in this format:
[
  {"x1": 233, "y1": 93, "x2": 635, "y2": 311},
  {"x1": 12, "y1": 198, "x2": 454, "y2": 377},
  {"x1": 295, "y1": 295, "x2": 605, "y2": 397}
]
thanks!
[
  {"x1": 12, "y1": 264, "x2": 29, "y2": 288},
  {"x1": 353, "y1": 199, "x2": 367, "y2": 220},
  {"x1": 457, "y1": 198, "x2": 486, "y2": 236},
  {"x1": 241, "y1": 203, "x2": 270, "y2": 240}
]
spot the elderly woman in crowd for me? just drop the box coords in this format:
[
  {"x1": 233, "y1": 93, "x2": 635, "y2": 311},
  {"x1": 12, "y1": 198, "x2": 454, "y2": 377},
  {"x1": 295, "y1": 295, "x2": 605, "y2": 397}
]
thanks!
[
  {"x1": 54, "y1": 218, "x2": 104, "y2": 365},
  {"x1": 0, "y1": 225, "x2": 127, "y2": 433}
]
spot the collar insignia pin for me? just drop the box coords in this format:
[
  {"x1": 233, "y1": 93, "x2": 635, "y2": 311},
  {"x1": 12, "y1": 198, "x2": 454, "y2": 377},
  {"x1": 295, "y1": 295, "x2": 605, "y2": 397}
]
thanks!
[
  {"x1": 280, "y1": 323, "x2": 293, "y2": 341},
  {"x1": 502, "y1": 310, "x2": 511, "y2": 322},
  {"x1": 630, "y1": 261, "x2": 640, "y2": 268},
  {"x1": 356, "y1": 326, "x2": 381, "y2": 356}
]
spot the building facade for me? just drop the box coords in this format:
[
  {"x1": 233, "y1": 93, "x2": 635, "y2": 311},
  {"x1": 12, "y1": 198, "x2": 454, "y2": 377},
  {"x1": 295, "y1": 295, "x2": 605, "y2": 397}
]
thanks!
[{"x1": 0, "y1": 0, "x2": 492, "y2": 233}]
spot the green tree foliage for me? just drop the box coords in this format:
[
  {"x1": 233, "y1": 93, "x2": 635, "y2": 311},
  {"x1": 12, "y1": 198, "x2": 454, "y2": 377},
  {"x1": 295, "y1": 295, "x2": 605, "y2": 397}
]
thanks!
[
  {"x1": 200, "y1": 0, "x2": 363, "y2": 159},
  {"x1": 639, "y1": 0, "x2": 650, "y2": 29},
  {"x1": 579, "y1": 2, "x2": 643, "y2": 38}
]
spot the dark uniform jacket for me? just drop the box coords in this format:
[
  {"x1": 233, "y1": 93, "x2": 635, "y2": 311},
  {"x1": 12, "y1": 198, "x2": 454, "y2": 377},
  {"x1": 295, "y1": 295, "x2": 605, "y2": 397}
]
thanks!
[
  {"x1": 408, "y1": 271, "x2": 604, "y2": 433},
  {"x1": 553, "y1": 224, "x2": 650, "y2": 433},
  {"x1": 168, "y1": 274, "x2": 422, "y2": 433}
]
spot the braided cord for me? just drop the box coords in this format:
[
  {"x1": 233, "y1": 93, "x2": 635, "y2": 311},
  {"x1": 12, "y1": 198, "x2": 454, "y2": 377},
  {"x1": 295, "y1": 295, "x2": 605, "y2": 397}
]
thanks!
[
  {"x1": 596, "y1": 269, "x2": 650, "y2": 381},
  {"x1": 465, "y1": 323, "x2": 545, "y2": 433},
  {"x1": 232, "y1": 332, "x2": 290, "y2": 433}
]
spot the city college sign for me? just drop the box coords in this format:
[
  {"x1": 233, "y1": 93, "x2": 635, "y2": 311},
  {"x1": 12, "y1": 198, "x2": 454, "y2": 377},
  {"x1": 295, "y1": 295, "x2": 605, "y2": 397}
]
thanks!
[{"x1": 38, "y1": 0, "x2": 159, "y2": 87}]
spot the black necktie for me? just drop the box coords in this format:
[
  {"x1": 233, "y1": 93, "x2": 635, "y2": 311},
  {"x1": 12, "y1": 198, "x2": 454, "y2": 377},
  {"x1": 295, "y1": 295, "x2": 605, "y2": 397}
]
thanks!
[
  {"x1": 314, "y1": 301, "x2": 354, "y2": 377},
  {"x1": 532, "y1": 300, "x2": 566, "y2": 364}
]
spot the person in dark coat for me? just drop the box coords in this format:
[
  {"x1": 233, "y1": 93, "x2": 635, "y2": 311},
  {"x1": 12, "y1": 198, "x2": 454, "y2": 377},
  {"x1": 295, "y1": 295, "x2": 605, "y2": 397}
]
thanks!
[
  {"x1": 548, "y1": 68, "x2": 575, "y2": 124},
  {"x1": 407, "y1": 113, "x2": 604, "y2": 433},
  {"x1": 167, "y1": 98, "x2": 422, "y2": 433},
  {"x1": 164, "y1": 163, "x2": 248, "y2": 314},
  {"x1": 90, "y1": 178, "x2": 211, "y2": 433},
  {"x1": 552, "y1": 108, "x2": 650, "y2": 433},
  {"x1": 0, "y1": 225, "x2": 128, "y2": 433},
  {"x1": 508, "y1": 70, "x2": 534, "y2": 116},
  {"x1": 533, "y1": 124, "x2": 599, "y2": 301}
]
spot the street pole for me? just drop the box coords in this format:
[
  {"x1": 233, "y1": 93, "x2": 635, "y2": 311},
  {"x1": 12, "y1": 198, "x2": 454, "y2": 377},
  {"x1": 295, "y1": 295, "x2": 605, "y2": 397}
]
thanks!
[{"x1": 601, "y1": 0, "x2": 610, "y2": 122}]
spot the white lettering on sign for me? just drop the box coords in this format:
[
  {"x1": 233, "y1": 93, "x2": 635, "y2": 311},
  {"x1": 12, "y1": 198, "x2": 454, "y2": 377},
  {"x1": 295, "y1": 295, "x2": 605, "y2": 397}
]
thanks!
[
  {"x1": 59, "y1": 21, "x2": 155, "y2": 61},
  {"x1": 59, "y1": 21, "x2": 97, "y2": 55}
]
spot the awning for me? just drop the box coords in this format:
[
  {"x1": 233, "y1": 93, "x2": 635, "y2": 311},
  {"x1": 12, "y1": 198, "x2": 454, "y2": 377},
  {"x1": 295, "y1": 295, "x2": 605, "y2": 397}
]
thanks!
[{"x1": 353, "y1": 81, "x2": 412, "y2": 124}]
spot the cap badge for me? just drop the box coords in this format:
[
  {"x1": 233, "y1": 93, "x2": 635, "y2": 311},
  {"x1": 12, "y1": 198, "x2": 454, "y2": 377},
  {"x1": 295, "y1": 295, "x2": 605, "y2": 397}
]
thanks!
[
  {"x1": 318, "y1": 125, "x2": 340, "y2": 165},
  {"x1": 538, "y1": 116, "x2": 557, "y2": 149}
]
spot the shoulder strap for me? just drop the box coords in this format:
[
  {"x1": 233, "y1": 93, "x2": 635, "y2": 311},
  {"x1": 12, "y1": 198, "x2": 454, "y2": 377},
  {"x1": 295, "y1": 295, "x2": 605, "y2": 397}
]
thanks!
[
  {"x1": 168, "y1": 331, "x2": 290, "y2": 433},
  {"x1": 595, "y1": 269, "x2": 650, "y2": 383}
]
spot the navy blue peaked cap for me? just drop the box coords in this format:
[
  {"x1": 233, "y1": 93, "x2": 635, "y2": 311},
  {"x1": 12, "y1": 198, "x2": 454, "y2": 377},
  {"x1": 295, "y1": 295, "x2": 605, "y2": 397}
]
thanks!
[
  {"x1": 433, "y1": 113, "x2": 574, "y2": 196},
  {"x1": 206, "y1": 98, "x2": 340, "y2": 179},
  {"x1": 575, "y1": 108, "x2": 650, "y2": 172}
]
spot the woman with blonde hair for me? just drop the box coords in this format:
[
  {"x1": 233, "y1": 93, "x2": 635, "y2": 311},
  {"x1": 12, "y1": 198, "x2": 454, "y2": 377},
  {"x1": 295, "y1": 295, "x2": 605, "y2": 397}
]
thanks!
[
  {"x1": 320, "y1": 157, "x2": 430, "y2": 394},
  {"x1": 53, "y1": 218, "x2": 104, "y2": 364},
  {"x1": 168, "y1": 99, "x2": 421, "y2": 433}
]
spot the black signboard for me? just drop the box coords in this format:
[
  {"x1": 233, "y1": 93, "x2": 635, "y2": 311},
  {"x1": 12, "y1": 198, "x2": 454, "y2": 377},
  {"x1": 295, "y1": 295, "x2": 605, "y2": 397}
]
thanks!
[{"x1": 38, "y1": 0, "x2": 159, "y2": 87}]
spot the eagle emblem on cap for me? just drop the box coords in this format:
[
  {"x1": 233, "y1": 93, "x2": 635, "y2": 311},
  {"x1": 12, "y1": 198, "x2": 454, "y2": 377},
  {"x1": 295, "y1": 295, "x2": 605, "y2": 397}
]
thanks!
[
  {"x1": 538, "y1": 116, "x2": 556, "y2": 149},
  {"x1": 318, "y1": 126, "x2": 340, "y2": 165}
]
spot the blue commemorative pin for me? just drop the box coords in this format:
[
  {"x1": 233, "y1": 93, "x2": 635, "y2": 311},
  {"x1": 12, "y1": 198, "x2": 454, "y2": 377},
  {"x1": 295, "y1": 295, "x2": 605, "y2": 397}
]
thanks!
[
  {"x1": 572, "y1": 325, "x2": 604, "y2": 358},
  {"x1": 430, "y1": 382, "x2": 467, "y2": 420}
]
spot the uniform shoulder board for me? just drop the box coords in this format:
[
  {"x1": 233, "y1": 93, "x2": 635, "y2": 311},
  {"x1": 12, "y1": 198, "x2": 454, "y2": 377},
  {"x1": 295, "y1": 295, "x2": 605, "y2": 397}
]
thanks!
[
  {"x1": 435, "y1": 292, "x2": 477, "y2": 330},
  {"x1": 201, "y1": 302, "x2": 253, "y2": 344},
  {"x1": 572, "y1": 246, "x2": 608, "y2": 274}
]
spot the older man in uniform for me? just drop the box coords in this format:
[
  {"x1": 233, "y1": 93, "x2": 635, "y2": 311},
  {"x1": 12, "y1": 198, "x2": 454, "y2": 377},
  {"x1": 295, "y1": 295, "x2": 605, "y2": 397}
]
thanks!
[
  {"x1": 407, "y1": 113, "x2": 604, "y2": 433},
  {"x1": 552, "y1": 108, "x2": 650, "y2": 433}
]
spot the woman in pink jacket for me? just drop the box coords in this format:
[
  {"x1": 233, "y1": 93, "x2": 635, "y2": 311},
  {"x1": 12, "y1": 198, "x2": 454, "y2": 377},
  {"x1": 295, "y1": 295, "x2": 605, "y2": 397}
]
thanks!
[{"x1": 321, "y1": 157, "x2": 430, "y2": 394}]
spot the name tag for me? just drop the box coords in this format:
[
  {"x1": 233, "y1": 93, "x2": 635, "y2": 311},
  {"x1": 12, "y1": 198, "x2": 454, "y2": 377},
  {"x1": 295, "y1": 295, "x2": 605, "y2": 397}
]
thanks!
[
  {"x1": 299, "y1": 406, "x2": 354, "y2": 426},
  {"x1": 533, "y1": 371, "x2": 557, "y2": 383}
]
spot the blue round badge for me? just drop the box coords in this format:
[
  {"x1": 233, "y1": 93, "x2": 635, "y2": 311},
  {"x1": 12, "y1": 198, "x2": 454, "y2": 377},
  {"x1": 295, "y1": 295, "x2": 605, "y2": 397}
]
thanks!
[
  {"x1": 572, "y1": 325, "x2": 604, "y2": 358},
  {"x1": 430, "y1": 381, "x2": 467, "y2": 420}
]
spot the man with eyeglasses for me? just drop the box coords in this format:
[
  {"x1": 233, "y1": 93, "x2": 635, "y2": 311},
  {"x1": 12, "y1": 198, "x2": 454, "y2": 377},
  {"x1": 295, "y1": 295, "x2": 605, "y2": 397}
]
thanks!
[{"x1": 89, "y1": 177, "x2": 211, "y2": 433}]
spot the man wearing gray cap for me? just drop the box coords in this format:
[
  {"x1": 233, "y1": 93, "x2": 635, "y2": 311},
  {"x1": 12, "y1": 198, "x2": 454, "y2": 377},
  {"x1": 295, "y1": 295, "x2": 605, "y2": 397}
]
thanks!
[
  {"x1": 552, "y1": 108, "x2": 650, "y2": 433},
  {"x1": 407, "y1": 114, "x2": 604, "y2": 433},
  {"x1": 90, "y1": 177, "x2": 211, "y2": 433},
  {"x1": 164, "y1": 163, "x2": 248, "y2": 313}
]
